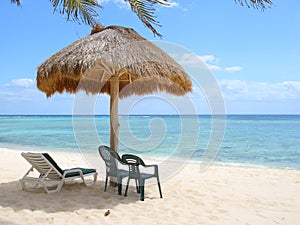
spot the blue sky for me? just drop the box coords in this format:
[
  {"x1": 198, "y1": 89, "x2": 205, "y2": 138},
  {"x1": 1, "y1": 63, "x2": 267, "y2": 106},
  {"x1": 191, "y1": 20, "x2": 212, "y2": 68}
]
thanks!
[{"x1": 0, "y1": 0, "x2": 299, "y2": 114}]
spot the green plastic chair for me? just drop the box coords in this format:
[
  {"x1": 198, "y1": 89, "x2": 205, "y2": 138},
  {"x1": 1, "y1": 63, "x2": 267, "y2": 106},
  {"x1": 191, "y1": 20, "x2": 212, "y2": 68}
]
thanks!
[
  {"x1": 98, "y1": 145, "x2": 129, "y2": 195},
  {"x1": 122, "y1": 154, "x2": 163, "y2": 201}
]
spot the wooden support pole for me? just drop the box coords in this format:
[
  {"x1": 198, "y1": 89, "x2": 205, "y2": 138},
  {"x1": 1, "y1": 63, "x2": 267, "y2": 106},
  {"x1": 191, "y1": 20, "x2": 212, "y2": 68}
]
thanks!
[
  {"x1": 110, "y1": 75, "x2": 120, "y2": 153},
  {"x1": 109, "y1": 74, "x2": 119, "y2": 187}
]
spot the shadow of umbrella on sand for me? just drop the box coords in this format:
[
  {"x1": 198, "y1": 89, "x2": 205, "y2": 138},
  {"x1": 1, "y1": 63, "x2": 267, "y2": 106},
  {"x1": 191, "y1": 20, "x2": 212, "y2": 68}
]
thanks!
[{"x1": 36, "y1": 25, "x2": 192, "y2": 182}]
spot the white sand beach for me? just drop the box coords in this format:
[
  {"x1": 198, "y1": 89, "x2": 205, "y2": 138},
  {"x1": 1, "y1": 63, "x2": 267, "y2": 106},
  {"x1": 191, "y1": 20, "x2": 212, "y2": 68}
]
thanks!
[{"x1": 0, "y1": 147, "x2": 300, "y2": 225}]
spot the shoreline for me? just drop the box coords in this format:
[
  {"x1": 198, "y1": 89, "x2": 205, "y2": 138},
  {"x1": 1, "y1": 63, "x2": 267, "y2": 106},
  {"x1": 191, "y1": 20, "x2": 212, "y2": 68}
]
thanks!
[
  {"x1": 1, "y1": 147, "x2": 300, "y2": 224},
  {"x1": 1, "y1": 146, "x2": 299, "y2": 172}
]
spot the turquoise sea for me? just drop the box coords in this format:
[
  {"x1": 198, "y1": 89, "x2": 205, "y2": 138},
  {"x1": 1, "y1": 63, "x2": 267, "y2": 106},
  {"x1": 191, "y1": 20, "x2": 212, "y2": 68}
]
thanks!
[{"x1": 0, "y1": 115, "x2": 299, "y2": 170}]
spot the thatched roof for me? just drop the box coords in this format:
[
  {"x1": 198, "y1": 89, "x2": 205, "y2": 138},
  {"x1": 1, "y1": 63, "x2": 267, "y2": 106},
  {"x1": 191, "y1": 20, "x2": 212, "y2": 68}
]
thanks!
[{"x1": 37, "y1": 25, "x2": 192, "y2": 98}]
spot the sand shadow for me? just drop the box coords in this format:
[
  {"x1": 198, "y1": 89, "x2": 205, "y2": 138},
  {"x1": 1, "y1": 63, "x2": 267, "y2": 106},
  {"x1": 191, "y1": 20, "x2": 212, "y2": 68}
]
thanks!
[
  {"x1": 0, "y1": 218, "x2": 18, "y2": 225},
  {"x1": 0, "y1": 180, "x2": 141, "y2": 213}
]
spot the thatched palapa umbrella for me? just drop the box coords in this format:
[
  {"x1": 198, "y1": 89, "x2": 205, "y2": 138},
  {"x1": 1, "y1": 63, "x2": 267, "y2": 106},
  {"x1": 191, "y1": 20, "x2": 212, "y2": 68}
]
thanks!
[{"x1": 37, "y1": 25, "x2": 192, "y2": 153}]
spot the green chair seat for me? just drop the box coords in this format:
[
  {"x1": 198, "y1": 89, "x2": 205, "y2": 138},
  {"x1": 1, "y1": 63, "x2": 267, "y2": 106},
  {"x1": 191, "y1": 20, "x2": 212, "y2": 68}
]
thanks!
[{"x1": 64, "y1": 168, "x2": 97, "y2": 178}]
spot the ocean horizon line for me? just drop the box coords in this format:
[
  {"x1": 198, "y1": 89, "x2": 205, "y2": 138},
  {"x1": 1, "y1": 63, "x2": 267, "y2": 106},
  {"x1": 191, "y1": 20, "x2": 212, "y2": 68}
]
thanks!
[{"x1": 1, "y1": 113, "x2": 300, "y2": 117}]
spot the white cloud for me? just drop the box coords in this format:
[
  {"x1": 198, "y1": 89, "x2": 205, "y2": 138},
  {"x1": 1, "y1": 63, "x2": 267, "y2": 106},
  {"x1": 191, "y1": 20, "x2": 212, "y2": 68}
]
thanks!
[
  {"x1": 280, "y1": 81, "x2": 300, "y2": 98},
  {"x1": 176, "y1": 53, "x2": 218, "y2": 70},
  {"x1": 164, "y1": 1, "x2": 179, "y2": 8},
  {"x1": 177, "y1": 53, "x2": 204, "y2": 67},
  {"x1": 218, "y1": 80, "x2": 300, "y2": 101},
  {"x1": 198, "y1": 55, "x2": 221, "y2": 71},
  {"x1": 162, "y1": 1, "x2": 188, "y2": 12},
  {"x1": 4, "y1": 78, "x2": 35, "y2": 88},
  {"x1": 224, "y1": 66, "x2": 243, "y2": 72},
  {"x1": 207, "y1": 64, "x2": 222, "y2": 71},
  {"x1": 97, "y1": 0, "x2": 129, "y2": 8},
  {"x1": 114, "y1": 0, "x2": 129, "y2": 8},
  {"x1": 177, "y1": 53, "x2": 241, "y2": 72},
  {"x1": 198, "y1": 55, "x2": 218, "y2": 63}
]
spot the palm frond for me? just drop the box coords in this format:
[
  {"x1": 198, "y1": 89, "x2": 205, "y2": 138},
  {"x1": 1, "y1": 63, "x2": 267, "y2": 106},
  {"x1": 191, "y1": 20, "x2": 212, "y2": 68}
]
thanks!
[
  {"x1": 10, "y1": 0, "x2": 274, "y2": 36},
  {"x1": 235, "y1": 0, "x2": 273, "y2": 9},
  {"x1": 50, "y1": 0, "x2": 101, "y2": 26},
  {"x1": 10, "y1": 0, "x2": 21, "y2": 5},
  {"x1": 126, "y1": 0, "x2": 170, "y2": 37}
]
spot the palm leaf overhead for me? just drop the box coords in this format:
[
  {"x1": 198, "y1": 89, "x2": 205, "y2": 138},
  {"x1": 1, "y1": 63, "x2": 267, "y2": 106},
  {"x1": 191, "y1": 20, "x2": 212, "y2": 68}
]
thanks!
[
  {"x1": 126, "y1": 0, "x2": 170, "y2": 37},
  {"x1": 50, "y1": 0, "x2": 100, "y2": 26},
  {"x1": 10, "y1": 0, "x2": 20, "y2": 5},
  {"x1": 10, "y1": 0, "x2": 273, "y2": 36},
  {"x1": 235, "y1": 0, "x2": 273, "y2": 9}
]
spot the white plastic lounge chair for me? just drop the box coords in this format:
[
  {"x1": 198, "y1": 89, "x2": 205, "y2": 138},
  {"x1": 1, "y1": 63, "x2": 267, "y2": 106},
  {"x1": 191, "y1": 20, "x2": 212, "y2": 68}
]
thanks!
[{"x1": 19, "y1": 152, "x2": 98, "y2": 194}]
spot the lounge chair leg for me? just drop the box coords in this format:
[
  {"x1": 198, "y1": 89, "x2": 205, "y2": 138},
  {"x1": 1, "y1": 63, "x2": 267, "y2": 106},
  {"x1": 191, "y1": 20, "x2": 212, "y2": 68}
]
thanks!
[
  {"x1": 44, "y1": 181, "x2": 63, "y2": 194},
  {"x1": 19, "y1": 180, "x2": 26, "y2": 191},
  {"x1": 94, "y1": 172, "x2": 98, "y2": 183},
  {"x1": 82, "y1": 172, "x2": 98, "y2": 186}
]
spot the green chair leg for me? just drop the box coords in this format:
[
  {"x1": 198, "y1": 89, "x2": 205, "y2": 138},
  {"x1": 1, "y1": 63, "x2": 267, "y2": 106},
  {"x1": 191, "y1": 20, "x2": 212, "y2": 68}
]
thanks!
[
  {"x1": 157, "y1": 179, "x2": 163, "y2": 198},
  {"x1": 104, "y1": 176, "x2": 108, "y2": 192}
]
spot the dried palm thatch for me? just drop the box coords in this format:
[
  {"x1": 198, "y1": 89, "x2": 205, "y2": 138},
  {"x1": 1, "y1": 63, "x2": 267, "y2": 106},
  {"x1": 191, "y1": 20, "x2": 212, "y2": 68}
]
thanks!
[{"x1": 37, "y1": 25, "x2": 192, "y2": 98}]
